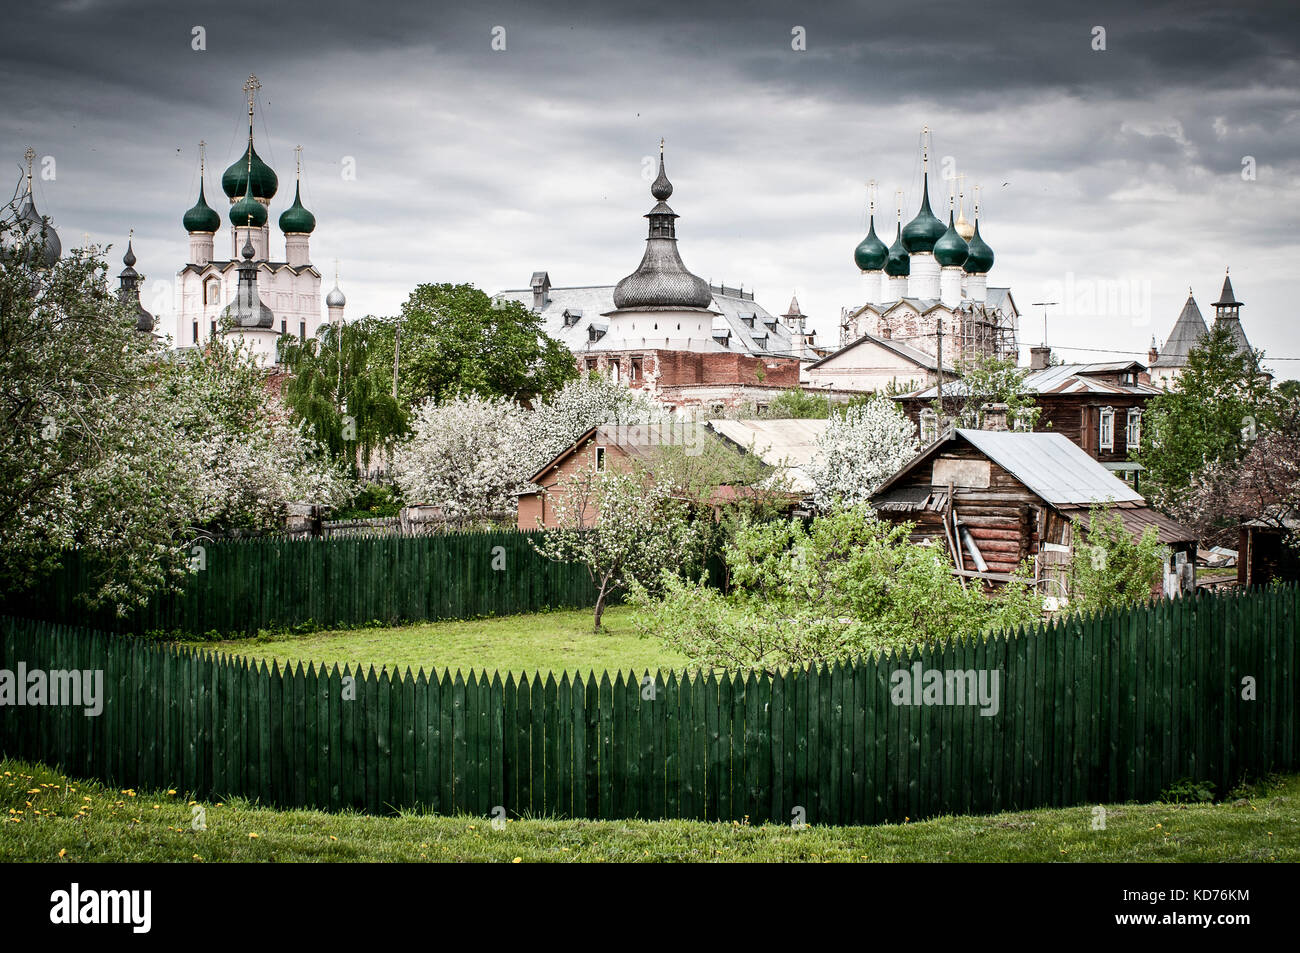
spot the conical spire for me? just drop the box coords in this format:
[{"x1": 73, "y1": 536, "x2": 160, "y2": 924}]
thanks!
[
  {"x1": 117, "y1": 229, "x2": 154, "y2": 332},
  {"x1": 611, "y1": 140, "x2": 712, "y2": 310},
  {"x1": 1213, "y1": 268, "x2": 1242, "y2": 308}
]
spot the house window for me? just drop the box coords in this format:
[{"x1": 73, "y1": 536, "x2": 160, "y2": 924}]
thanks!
[
  {"x1": 300, "y1": 321, "x2": 306, "y2": 341},
  {"x1": 1126, "y1": 408, "x2": 1142, "y2": 449},
  {"x1": 210, "y1": 319, "x2": 217, "y2": 337},
  {"x1": 1099, "y1": 406, "x2": 1115, "y2": 451},
  {"x1": 205, "y1": 280, "x2": 220, "y2": 305},
  {"x1": 588, "y1": 325, "x2": 605, "y2": 343},
  {"x1": 585, "y1": 358, "x2": 598, "y2": 372},
  {"x1": 595, "y1": 446, "x2": 607, "y2": 471},
  {"x1": 281, "y1": 319, "x2": 287, "y2": 334},
  {"x1": 192, "y1": 321, "x2": 199, "y2": 344},
  {"x1": 630, "y1": 357, "x2": 643, "y2": 381},
  {"x1": 919, "y1": 408, "x2": 939, "y2": 443}
]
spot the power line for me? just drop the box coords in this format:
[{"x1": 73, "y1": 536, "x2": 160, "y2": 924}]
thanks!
[{"x1": 1047, "y1": 342, "x2": 1300, "y2": 362}]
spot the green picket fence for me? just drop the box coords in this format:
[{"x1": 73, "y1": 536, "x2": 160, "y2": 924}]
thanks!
[
  {"x1": 1, "y1": 585, "x2": 1296, "y2": 824},
  {"x1": 0, "y1": 531, "x2": 601, "y2": 635}
]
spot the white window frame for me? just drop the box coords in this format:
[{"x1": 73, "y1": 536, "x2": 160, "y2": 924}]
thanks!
[
  {"x1": 1099, "y1": 406, "x2": 1115, "y2": 451},
  {"x1": 594, "y1": 446, "x2": 607, "y2": 471},
  {"x1": 1126, "y1": 408, "x2": 1142, "y2": 449},
  {"x1": 919, "y1": 408, "x2": 939, "y2": 444}
]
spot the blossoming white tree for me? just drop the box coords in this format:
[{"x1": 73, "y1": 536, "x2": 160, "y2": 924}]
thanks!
[
  {"x1": 806, "y1": 396, "x2": 920, "y2": 509},
  {"x1": 392, "y1": 394, "x2": 530, "y2": 524},
  {"x1": 522, "y1": 374, "x2": 661, "y2": 474}
]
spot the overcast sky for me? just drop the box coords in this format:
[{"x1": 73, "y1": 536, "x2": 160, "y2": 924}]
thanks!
[{"x1": 5, "y1": 0, "x2": 1298, "y2": 372}]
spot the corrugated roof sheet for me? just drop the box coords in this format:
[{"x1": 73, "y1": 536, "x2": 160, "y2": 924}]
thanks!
[
  {"x1": 901, "y1": 361, "x2": 1160, "y2": 400},
  {"x1": 707, "y1": 418, "x2": 829, "y2": 492},
  {"x1": 1067, "y1": 504, "x2": 1197, "y2": 545},
  {"x1": 955, "y1": 429, "x2": 1143, "y2": 505}
]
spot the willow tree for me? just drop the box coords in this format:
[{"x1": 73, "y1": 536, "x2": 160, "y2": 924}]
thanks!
[{"x1": 277, "y1": 318, "x2": 407, "y2": 476}]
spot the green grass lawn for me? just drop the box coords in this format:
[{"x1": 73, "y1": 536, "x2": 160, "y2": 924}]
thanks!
[
  {"x1": 2, "y1": 758, "x2": 1294, "y2": 863},
  {"x1": 197, "y1": 605, "x2": 691, "y2": 678}
]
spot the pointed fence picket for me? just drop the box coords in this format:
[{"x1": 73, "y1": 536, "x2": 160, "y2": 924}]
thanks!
[
  {"x1": 0, "y1": 531, "x2": 607, "y2": 636},
  {"x1": 1, "y1": 585, "x2": 1297, "y2": 825}
]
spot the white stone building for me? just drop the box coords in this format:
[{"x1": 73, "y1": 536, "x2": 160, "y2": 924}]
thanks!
[{"x1": 173, "y1": 76, "x2": 345, "y2": 361}]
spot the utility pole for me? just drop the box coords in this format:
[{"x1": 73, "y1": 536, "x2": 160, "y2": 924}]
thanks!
[{"x1": 936, "y1": 319, "x2": 944, "y2": 423}]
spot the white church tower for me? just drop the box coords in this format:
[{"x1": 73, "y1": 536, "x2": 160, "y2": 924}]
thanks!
[{"x1": 175, "y1": 75, "x2": 339, "y2": 356}]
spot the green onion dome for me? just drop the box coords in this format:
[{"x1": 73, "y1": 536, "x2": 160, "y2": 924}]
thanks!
[
  {"x1": 962, "y1": 220, "x2": 994, "y2": 274},
  {"x1": 933, "y1": 211, "x2": 969, "y2": 268},
  {"x1": 885, "y1": 222, "x2": 910, "y2": 277},
  {"x1": 277, "y1": 183, "x2": 316, "y2": 234},
  {"x1": 222, "y1": 142, "x2": 278, "y2": 200},
  {"x1": 901, "y1": 173, "x2": 946, "y2": 253},
  {"x1": 229, "y1": 190, "x2": 267, "y2": 229},
  {"x1": 182, "y1": 181, "x2": 221, "y2": 233},
  {"x1": 854, "y1": 215, "x2": 889, "y2": 271}
]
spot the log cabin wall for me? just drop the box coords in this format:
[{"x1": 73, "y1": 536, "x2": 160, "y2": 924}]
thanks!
[{"x1": 874, "y1": 443, "x2": 1049, "y2": 578}]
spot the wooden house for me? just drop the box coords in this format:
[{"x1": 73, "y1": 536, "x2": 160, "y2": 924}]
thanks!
[
  {"x1": 893, "y1": 350, "x2": 1161, "y2": 487},
  {"x1": 870, "y1": 427, "x2": 1197, "y2": 598}
]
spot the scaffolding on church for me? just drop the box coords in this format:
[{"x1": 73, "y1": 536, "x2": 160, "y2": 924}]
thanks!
[{"x1": 952, "y1": 301, "x2": 1018, "y2": 365}]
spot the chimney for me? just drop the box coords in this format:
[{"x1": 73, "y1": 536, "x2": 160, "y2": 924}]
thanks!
[
  {"x1": 1029, "y1": 345, "x2": 1051, "y2": 371},
  {"x1": 1147, "y1": 336, "x2": 1158, "y2": 366},
  {"x1": 981, "y1": 402, "x2": 1010, "y2": 432}
]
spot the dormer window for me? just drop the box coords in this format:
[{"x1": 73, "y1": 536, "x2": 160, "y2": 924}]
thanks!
[
  {"x1": 563, "y1": 308, "x2": 583, "y2": 327},
  {"x1": 588, "y1": 325, "x2": 606, "y2": 343},
  {"x1": 739, "y1": 312, "x2": 756, "y2": 328}
]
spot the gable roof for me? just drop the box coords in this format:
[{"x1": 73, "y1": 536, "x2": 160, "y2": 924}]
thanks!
[
  {"x1": 707, "y1": 418, "x2": 829, "y2": 492},
  {"x1": 807, "y1": 331, "x2": 956, "y2": 373},
  {"x1": 1151, "y1": 296, "x2": 1210, "y2": 368},
  {"x1": 899, "y1": 361, "x2": 1160, "y2": 401},
  {"x1": 873, "y1": 429, "x2": 1143, "y2": 506},
  {"x1": 524, "y1": 423, "x2": 663, "y2": 486}
]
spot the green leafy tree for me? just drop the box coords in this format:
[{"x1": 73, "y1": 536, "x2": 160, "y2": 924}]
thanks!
[
  {"x1": 762, "y1": 388, "x2": 831, "y2": 419},
  {"x1": 395, "y1": 283, "x2": 576, "y2": 405},
  {"x1": 1066, "y1": 507, "x2": 1165, "y2": 612},
  {"x1": 1137, "y1": 322, "x2": 1275, "y2": 514},
  {"x1": 931, "y1": 354, "x2": 1041, "y2": 430},
  {"x1": 632, "y1": 506, "x2": 1041, "y2": 671},
  {"x1": 277, "y1": 319, "x2": 406, "y2": 476},
  {"x1": 530, "y1": 466, "x2": 700, "y2": 631}
]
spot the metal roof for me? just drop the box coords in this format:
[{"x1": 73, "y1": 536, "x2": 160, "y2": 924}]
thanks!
[
  {"x1": 900, "y1": 361, "x2": 1160, "y2": 400},
  {"x1": 807, "y1": 330, "x2": 956, "y2": 373},
  {"x1": 707, "y1": 418, "x2": 829, "y2": 492},
  {"x1": 493, "y1": 283, "x2": 805, "y2": 359},
  {"x1": 955, "y1": 429, "x2": 1143, "y2": 505},
  {"x1": 1151, "y1": 296, "x2": 1210, "y2": 368}
]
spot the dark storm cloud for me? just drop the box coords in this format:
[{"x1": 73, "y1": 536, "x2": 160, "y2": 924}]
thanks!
[{"x1": 3, "y1": 0, "x2": 1299, "y2": 367}]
